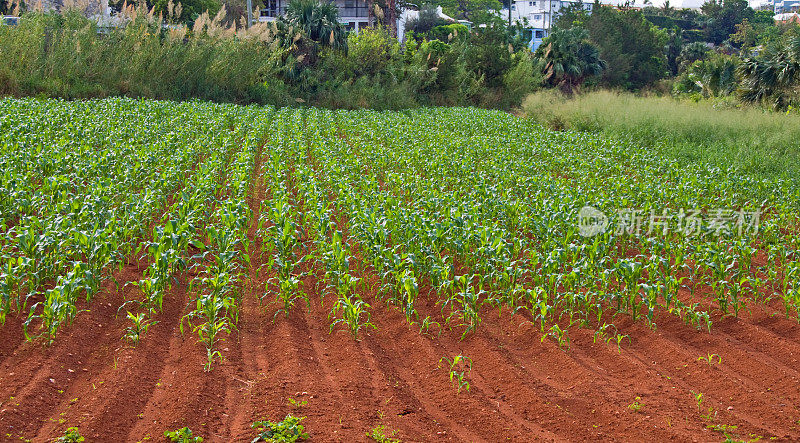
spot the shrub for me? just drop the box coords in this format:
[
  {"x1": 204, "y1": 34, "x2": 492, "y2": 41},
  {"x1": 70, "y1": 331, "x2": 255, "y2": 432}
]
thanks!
[
  {"x1": 0, "y1": 7, "x2": 535, "y2": 109},
  {"x1": 429, "y1": 23, "x2": 468, "y2": 42},
  {"x1": 346, "y1": 26, "x2": 400, "y2": 76},
  {"x1": 502, "y1": 51, "x2": 540, "y2": 107},
  {"x1": 0, "y1": 8, "x2": 275, "y2": 103}
]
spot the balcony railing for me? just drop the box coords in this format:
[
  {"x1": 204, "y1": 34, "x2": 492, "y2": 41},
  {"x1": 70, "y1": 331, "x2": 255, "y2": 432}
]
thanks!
[
  {"x1": 338, "y1": 6, "x2": 369, "y2": 17},
  {"x1": 260, "y1": 7, "x2": 286, "y2": 17},
  {"x1": 258, "y1": 2, "x2": 368, "y2": 18}
]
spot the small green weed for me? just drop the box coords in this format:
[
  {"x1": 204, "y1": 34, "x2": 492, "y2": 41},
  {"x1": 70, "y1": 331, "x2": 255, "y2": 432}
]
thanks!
[
  {"x1": 251, "y1": 415, "x2": 309, "y2": 442},
  {"x1": 367, "y1": 425, "x2": 401, "y2": 443},
  {"x1": 164, "y1": 427, "x2": 203, "y2": 442}
]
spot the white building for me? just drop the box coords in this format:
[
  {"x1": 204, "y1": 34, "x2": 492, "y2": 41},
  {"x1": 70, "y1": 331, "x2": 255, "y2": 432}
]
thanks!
[
  {"x1": 774, "y1": 0, "x2": 800, "y2": 13},
  {"x1": 397, "y1": 6, "x2": 464, "y2": 42},
  {"x1": 500, "y1": 0, "x2": 592, "y2": 50},
  {"x1": 258, "y1": 0, "x2": 392, "y2": 34}
]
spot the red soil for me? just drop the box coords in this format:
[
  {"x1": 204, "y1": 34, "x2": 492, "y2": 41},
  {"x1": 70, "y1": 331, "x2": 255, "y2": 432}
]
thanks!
[
  {"x1": 1, "y1": 270, "x2": 800, "y2": 443},
  {"x1": 2, "y1": 147, "x2": 799, "y2": 442}
]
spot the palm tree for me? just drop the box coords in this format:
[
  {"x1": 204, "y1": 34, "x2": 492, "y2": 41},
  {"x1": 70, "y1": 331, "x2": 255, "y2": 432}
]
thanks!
[
  {"x1": 676, "y1": 53, "x2": 738, "y2": 97},
  {"x1": 661, "y1": 0, "x2": 674, "y2": 16},
  {"x1": 285, "y1": 0, "x2": 348, "y2": 50},
  {"x1": 535, "y1": 28, "x2": 605, "y2": 95},
  {"x1": 739, "y1": 36, "x2": 800, "y2": 110}
]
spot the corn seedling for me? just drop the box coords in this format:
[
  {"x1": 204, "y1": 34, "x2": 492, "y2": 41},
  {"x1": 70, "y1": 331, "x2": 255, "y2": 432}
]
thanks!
[
  {"x1": 628, "y1": 396, "x2": 644, "y2": 413},
  {"x1": 439, "y1": 354, "x2": 472, "y2": 394},
  {"x1": 698, "y1": 353, "x2": 722, "y2": 367},
  {"x1": 542, "y1": 324, "x2": 571, "y2": 350},
  {"x1": 593, "y1": 323, "x2": 628, "y2": 352},
  {"x1": 122, "y1": 311, "x2": 158, "y2": 346},
  {"x1": 419, "y1": 315, "x2": 442, "y2": 336},
  {"x1": 691, "y1": 390, "x2": 705, "y2": 413},
  {"x1": 330, "y1": 294, "x2": 376, "y2": 339},
  {"x1": 182, "y1": 272, "x2": 240, "y2": 371}
]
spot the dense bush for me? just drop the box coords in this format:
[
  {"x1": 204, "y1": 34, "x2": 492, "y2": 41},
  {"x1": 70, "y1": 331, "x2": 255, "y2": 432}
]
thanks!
[
  {"x1": 429, "y1": 23, "x2": 468, "y2": 42},
  {"x1": 739, "y1": 35, "x2": 800, "y2": 110},
  {"x1": 404, "y1": 5, "x2": 449, "y2": 36},
  {"x1": 0, "y1": 6, "x2": 539, "y2": 109},
  {"x1": 673, "y1": 52, "x2": 738, "y2": 98},
  {"x1": 0, "y1": 8, "x2": 277, "y2": 103},
  {"x1": 556, "y1": 5, "x2": 668, "y2": 90},
  {"x1": 535, "y1": 27, "x2": 604, "y2": 95}
]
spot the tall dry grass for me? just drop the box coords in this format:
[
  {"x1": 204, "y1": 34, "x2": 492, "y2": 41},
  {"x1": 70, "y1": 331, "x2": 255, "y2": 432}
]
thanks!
[
  {"x1": 522, "y1": 90, "x2": 800, "y2": 179},
  {"x1": 0, "y1": 4, "x2": 292, "y2": 103}
]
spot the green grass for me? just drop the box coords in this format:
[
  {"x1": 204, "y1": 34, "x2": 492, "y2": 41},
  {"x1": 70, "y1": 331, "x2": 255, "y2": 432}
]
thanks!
[{"x1": 522, "y1": 90, "x2": 800, "y2": 180}]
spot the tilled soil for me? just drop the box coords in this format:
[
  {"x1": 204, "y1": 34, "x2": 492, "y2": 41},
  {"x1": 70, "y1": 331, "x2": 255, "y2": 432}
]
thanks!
[{"x1": 1, "y1": 271, "x2": 800, "y2": 442}]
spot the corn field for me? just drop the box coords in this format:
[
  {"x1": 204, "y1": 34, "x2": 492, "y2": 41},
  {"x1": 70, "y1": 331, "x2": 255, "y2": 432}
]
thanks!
[{"x1": 1, "y1": 96, "x2": 799, "y2": 368}]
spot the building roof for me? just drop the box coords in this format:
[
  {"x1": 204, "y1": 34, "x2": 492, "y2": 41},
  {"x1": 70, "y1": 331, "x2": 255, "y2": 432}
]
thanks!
[{"x1": 774, "y1": 11, "x2": 800, "y2": 21}]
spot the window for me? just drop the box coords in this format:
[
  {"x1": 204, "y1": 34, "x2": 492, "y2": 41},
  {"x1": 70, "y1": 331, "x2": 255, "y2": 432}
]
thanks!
[
  {"x1": 523, "y1": 29, "x2": 533, "y2": 40},
  {"x1": 534, "y1": 14, "x2": 541, "y2": 20},
  {"x1": 263, "y1": 0, "x2": 279, "y2": 16},
  {"x1": 534, "y1": 30, "x2": 544, "y2": 38}
]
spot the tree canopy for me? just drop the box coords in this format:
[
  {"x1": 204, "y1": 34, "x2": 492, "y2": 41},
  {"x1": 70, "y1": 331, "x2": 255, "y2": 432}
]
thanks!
[
  {"x1": 535, "y1": 27, "x2": 605, "y2": 95},
  {"x1": 556, "y1": 5, "x2": 667, "y2": 90}
]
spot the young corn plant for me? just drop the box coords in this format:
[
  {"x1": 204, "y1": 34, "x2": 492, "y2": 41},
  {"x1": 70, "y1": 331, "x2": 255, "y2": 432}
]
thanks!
[
  {"x1": 615, "y1": 259, "x2": 644, "y2": 321},
  {"x1": 320, "y1": 230, "x2": 353, "y2": 301},
  {"x1": 698, "y1": 353, "x2": 722, "y2": 366},
  {"x1": 419, "y1": 315, "x2": 442, "y2": 336},
  {"x1": 670, "y1": 300, "x2": 713, "y2": 332},
  {"x1": 382, "y1": 257, "x2": 420, "y2": 325},
  {"x1": 593, "y1": 323, "x2": 628, "y2": 352},
  {"x1": 542, "y1": 324, "x2": 571, "y2": 350},
  {"x1": 122, "y1": 311, "x2": 158, "y2": 346},
  {"x1": 330, "y1": 293, "x2": 376, "y2": 339},
  {"x1": 0, "y1": 256, "x2": 22, "y2": 325},
  {"x1": 269, "y1": 271, "x2": 309, "y2": 319},
  {"x1": 691, "y1": 390, "x2": 717, "y2": 421},
  {"x1": 493, "y1": 261, "x2": 527, "y2": 314},
  {"x1": 262, "y1": 214, "x2": 310, "y2": 319},
  {"x1": 442, "y1": 274, "x2": 485, "y2": 339},
  {"x1": 182, "y1": 272, "x2": 240, "y2": 371},
  {"x1": 134, "y1": 223, "x2": 193, "y2": 313},
  {"x1": 71, "y1": 226, "x2": 119, "y2": 301},
  {"x1": 439, "y1": 355, "x2": 472, "y2": 394},
  {"x1": 703, "y1": 246, "x2": 737, "y2": 316},
  {"x1": 781, "y1": 287, "x2": 800, "y2": 322},
  {"x1": 23, "y1": 264, "x2": 87, "y2": 344}
]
